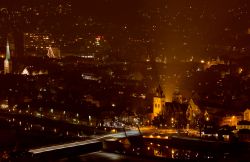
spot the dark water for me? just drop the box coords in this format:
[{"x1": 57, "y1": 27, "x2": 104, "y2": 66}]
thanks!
[
  {"x1": 0, "y1": 115, "x2": 82, "y2": 161},
  {"x1": 55, "y1": 150, "x2": 248, "y2": 162},
  {"x1": 144, "y1": 142, "x2": 229, "y2": 160},
  {"x1": 99, "y1": 137, "x2": 249, "y2": 162},
  {"x1": 57, "y1": 152, "x2": 166, "y2": 162}
]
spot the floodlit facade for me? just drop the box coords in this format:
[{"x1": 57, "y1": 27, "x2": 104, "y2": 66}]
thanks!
[
  {"x1": 47, "y1": 46, "x2": 61, "y2": 58},
  {"x1": 220, "y1": 115, "x2": 242, "y2": 127},
  {"x1": 152, "y1": 85, "x2": 165, "y2": 118},
  {"x1": 244, "y1": 109, "x2": 250, "y2": 121}
]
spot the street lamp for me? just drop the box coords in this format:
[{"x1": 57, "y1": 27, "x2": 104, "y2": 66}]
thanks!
[
  {"x1": 89, "y1": 115, "x2": 92, "y2": 126},
  {"x1": 171, "y1": 117, "x2": 175, "y2": 128}
]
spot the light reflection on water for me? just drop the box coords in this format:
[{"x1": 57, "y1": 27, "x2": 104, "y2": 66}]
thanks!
[{"x1": 144, "y1": 142, "x2": 224, "y2": 160}]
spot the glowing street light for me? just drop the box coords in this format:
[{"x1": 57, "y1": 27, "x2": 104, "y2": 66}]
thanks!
[{"x1": 171, "y1": 117, "x2": 174, "y2": 123}]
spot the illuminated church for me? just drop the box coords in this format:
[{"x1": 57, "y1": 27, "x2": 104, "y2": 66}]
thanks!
[
  {"x1": 151, "y1": 86, "x2": 201, "y2": 128},
  {"x1": 152, "y1": 85, "x2": 166, "y2": 119},
  {"x1": 4, "y1": 38, "x2": 12, "y2": 74}
]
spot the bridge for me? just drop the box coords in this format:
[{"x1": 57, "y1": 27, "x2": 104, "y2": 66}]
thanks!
[{"x1": 28, "y1": 130, "x2": 141, "y2": 160}]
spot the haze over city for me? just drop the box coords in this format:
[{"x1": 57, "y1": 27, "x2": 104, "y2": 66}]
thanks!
[{"x1": 0, "y1": 0, "x2": 249, "y2": 161}]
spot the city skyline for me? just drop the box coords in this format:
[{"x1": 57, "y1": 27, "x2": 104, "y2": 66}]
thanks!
[
  {"x1": 1, "y1": 0, "x2": 250, "y2": 59},
  {"x1": 0, "y1": 0, "x2": 249, "y2": 161}
]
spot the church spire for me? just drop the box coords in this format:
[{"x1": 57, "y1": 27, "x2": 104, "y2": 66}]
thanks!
[
  {"x1": 156, "y1": 85, "x2": 165, "y2": 98},
  {"x1": 4, "y1": 37, "x2": 12, "y2": 74},
  {"x1": 6, "y1": 38, "x2": 10, "y2": 60}
]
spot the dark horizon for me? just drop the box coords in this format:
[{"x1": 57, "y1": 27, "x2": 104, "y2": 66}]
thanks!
[{"x1": 1, "y1": 0, "x2": 250, "y2": 59}]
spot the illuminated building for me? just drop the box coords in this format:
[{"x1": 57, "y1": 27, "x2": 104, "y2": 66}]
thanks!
[
  {"x1": 186, "y1": 99, "x2": 201, "y2": 125},
  {"x1": 220, "y1": 115, "x2": 242, "y2": 127},
  {"x1": 244, "y1": 109, "x2": 250, "y2": 121},
  {"x1": 237, "y1": 109, "x2": 250, "y2": 142},
  {"x1": 204, "y1": 57, "x2": 225, "y2": 70},
  {"x1": 47, "y1": 46, "x2": 61, "y2": 58},
  {"x1": 21, "y1": 66, "x2": 48, "y2": 76},
  {"x1": 81, "y1": 73, "x2": 101, "y2": 81},
  {"x1": 172, "y1": 87, "x2": 183, "y2": 104},
  {"x1": 237, "y1": 121, "x2": 250, "y2": 130},
  {"x1": 0, "y1": 99, "x2": 9, "y2": 110},
  {"x1": 4, "y1": 39, "x2": 12, "y2": 74},
  {"x1": 24, "y1": 33, "x2": 56, "y2": 56},
  {"x1": 21, "y1": 68, "x2": 29, "y2": 75},
  {"x1": 79, "y1": 35, "x2": 110, "y2": 60},
  {"x1": 152, "y1": 85, "x2": 165, "y2": 119},
  {"x1": 234, "y1": 109, "x2": 250, "y2": 130}
]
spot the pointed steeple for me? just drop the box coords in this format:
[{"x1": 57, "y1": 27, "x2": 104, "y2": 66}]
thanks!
[
  {"x1": 4, "y1": 37, "x2": 12, "y2": 74},
  {"x1": 156, "y1": 85, "x2": 165, "y2": 98},
  {"x1": 6, "y1": 38, "x2": 10, "y2": 60}
]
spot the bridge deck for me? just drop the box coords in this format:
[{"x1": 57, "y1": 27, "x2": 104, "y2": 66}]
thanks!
[
  {"x1": 29, "y1": 130, "x2": 141, "y2": 155},
  {"x1": 29, "y1": 139, "x2": 100, "y2": 154}
]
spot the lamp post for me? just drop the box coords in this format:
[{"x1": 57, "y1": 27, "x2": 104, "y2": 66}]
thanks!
[{"x1": 88, "y1": 115, "x2": 91, "y2": 122}]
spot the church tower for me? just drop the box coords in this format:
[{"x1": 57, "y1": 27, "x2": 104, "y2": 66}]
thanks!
[
  {"x1": 152, "y1": 85, "x2": 165, "y2": 118},
  {"x1": 172, "y1": 87, "x2": 183, "y2": 103},
  {"x1": 4, "y1": 38, "x2": 12, "y2": 74}
]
